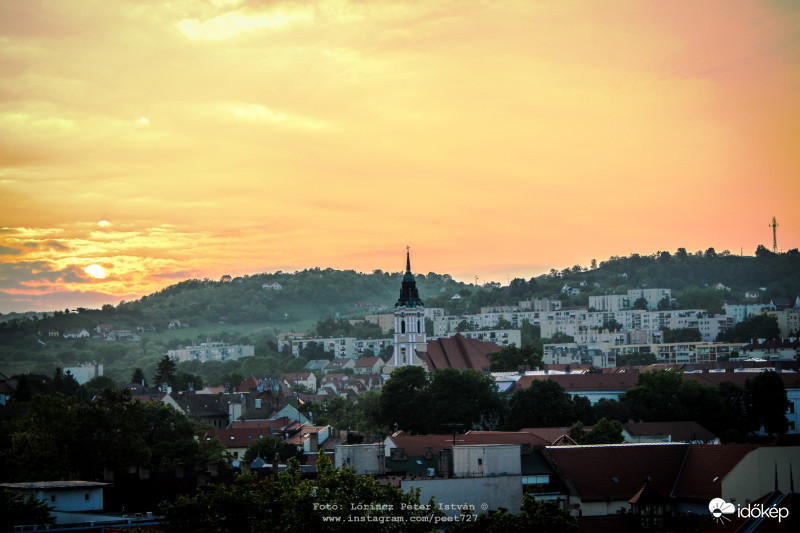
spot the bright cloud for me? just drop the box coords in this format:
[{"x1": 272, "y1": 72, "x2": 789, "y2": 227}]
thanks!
[{"x1": 0, "y1": 0, "x2": 798, "y2": 313}]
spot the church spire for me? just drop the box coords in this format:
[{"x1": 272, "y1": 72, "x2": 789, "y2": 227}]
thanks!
[{"x1": 395, "y1": 247, "x2": 424, "y2": 308}]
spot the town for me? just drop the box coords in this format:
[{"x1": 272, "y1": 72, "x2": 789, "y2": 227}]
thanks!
[{"x1": 1, "y1": 250, "x2": 799, "y2": 532}]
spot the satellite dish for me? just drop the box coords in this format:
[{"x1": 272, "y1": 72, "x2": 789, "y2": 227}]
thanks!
[{"x1": 232, "y1": 460, "x2": 240, "y2": 468}]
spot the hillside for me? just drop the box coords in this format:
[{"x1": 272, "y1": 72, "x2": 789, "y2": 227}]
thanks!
[{"x1": 1, "y1": 248, "x2": 798, "y2": 386}]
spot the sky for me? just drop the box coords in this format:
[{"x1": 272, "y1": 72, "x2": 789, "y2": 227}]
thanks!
[{"x1": 1, "y1": 0, "x2": 799, "y2": 314}]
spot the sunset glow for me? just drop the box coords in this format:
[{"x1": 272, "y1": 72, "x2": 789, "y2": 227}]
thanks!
[{"x1": 1, "y1": 1, "x2": 799, "y2": 313}]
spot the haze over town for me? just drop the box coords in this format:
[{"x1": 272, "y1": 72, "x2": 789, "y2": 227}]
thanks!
[{"x1": 1, "y1": 0, "x2": 799, "y2": 313}]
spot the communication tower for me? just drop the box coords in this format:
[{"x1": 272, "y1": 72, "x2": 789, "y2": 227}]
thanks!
[{"x1": 769, "y1": 216, "x2": 779, "y2": 253}]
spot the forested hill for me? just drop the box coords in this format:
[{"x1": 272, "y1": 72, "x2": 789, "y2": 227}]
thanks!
[{"x1": 2, "y1": 247, "x2": 799, "y2": 332}]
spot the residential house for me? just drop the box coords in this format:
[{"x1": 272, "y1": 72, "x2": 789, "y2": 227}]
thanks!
[
  {"x1": 262, "y1": 282, "x2": 283, "y2": 290},
  {"x1": 162, "y1": 392, "x2": 229, "y2": 429},
  {"x1": 281, "y1": 372, "x2": 317, "y2": 392},
  {"x1": 63, "y1": 329, "x2": 90, "y2": 339},
  {"x1": 354, "y1": 356, "x2": 384, "y2": 375},
  {"x1": 323, "y1": 358, "x2": 356, "y2": 374},
  {"x1": 621, "y1": 421, "x2": 718, "y2": 444}
]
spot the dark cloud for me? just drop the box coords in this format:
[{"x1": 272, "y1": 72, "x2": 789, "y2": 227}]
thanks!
[
  {"x1": 0, "y1": 246, "x2": 21, "y2": 255},
  {"x1": 0, "y1": 289, "x2": 121, "y2": 314},
  {"x1": 0, "y1": 261, "x2": 91, "y2": 287}
]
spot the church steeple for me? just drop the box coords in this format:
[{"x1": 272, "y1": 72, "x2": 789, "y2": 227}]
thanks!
[
  {"x1": 396, "y1": 246, "x2": 424, "y2": 309},
  {"x1": 386, "y1": 247, "x2": 427, "y2": 372}
]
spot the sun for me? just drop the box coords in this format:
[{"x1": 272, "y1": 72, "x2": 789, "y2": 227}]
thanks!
[{"x1": 85, "y1": 264, "x2": 106, "y2": 279}]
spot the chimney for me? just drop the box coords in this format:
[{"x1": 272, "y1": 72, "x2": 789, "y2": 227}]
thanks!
[{"x1": 309, "y1": 432, "x2": 319, "y2": 453}]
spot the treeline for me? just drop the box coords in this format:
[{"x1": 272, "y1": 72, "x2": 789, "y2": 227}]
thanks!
[
  {"x1": 0, "y1": 389, "x2": 227, "y2": 483},
  {"x1": 304, "y1": 367, "x2": 790, "y2": 443}
]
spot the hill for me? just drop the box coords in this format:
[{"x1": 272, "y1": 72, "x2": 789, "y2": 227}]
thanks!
[{"x1": 1, "y1": 247, "x2": 798, "y2": 386}]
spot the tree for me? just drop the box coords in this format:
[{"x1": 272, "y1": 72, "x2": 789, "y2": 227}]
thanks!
[
  {"x1": 660, "y1": 327, "x2": 702, "y2": 343},
  {"x1": 505, "y1": 380, "x2": 580, "y2": 429},
  {"x1": 84, "y1": 375, "x2": 116, "y2": 397},
  {"x1": 154, "y1": 355, "x2": 177, "y2": 383},
  {"x1": 161, "y1": 454, "x2": 443, "y2": 533},
  {"x1": 633, "y1": 297, "x2": 648, "y2": 310},
  {"x1": 747, "y1": 371, "x2": 790, "y2": 437},
  {"x1": 0, "y1": 490, "x2": 55, "y2": 530},
  {"x1": 131, "y1": 367, "x2": 147, "y2": 386},
  {"x1": 379, "y1": 366, "x2": 431, "y2": 434},
  {"x1": 450, "y1": 495, "x2": 579, "y2": 533},
  {"x1": 583, "y1": 418, "x2": 624, "y2": 444},
  {"x1": 427, "y1": 368, "x2": 504, "y2": 431},
  {"x1": 243, "y1": 435, "x2": 303, "y2": 463},
  {"x1": 487, "y1": 344, "x2": 543, "y2": 372}
]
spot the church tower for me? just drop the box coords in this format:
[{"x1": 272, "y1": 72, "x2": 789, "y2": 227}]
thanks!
[{"x1": 387, "y1": 247, "x2": 427, "y2": 371}]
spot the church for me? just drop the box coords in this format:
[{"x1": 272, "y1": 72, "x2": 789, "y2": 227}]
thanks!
[{"x1": 383, "y1": 249, "x2": 503, "y2": 374}]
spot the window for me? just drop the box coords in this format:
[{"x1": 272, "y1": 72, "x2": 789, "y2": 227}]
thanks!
[
  {"x1": 477, "y1": 458, "x2": 482, "y2": 465},
  {"x1": 255, "y1": 399, "x2": 262, "y2": 409},
  {"x1": 51, "y1": 495, "x2": 56, "y2": 503},
  {"x1": 85, "y1": 493, "x2": 90, "y2": 501}
]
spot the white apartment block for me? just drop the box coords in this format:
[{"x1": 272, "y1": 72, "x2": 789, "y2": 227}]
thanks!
[
  {"x1": 289, "y1": 337, "x2": 394, "y2": 359},
  {"x1": 540, "y1": 309, "x2": 726, "y2": 342},
  {"x1": 589, "y1": 288, "x2": 671, "y2": 312},
  {"x1": 167, "y1": 342, "x2": 254, "y2": 363},
  {"x1": 433, "y1": 311, "x2": 541, "y2": 336},
  {"x1": 764, "y1": 310, "x2": 800, "y2": 338},
  {"x1": 457, "y1": 329, "x2": 522, "y2": 348},
  {"x1": 543, "y1": 341, "x2": 745, "y2": 367}
]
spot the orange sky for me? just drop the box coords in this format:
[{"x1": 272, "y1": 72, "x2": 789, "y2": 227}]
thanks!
[{"x1": 1, "y1": 0, "x2": 799, "y2": 313}]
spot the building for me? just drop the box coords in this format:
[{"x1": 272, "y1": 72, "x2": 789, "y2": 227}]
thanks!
[
  {"x1": 63, "y1": 362, "x2": 104, "y2": 385},
  {"x1": 167, "y1": 342, "x2": 254, "y2": 363},
  {"x1": 418, "y1": 333, "x2": 503, "y2": 372},
  {"x1": 384, "y1": 250, "x2": 427, "y2": 372},
  {"x1": 0, "y1": 481, "x2": 110, "y2": 525}
]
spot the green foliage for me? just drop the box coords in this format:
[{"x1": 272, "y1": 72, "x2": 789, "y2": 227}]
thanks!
[
  {"x1": 616, "y1": 352, "x2": 657, "y2": 367},
  {"x1": 0, "y1": 489, "x2": 55, "y2": 530},
  {"x1": 660, "y1": 327, "x2": 702, "y2": 343},
  {"x1": 378, "y1": 367, "x2": 503, "y2": 434},
  {"x1": 677, "y1": 286, "x2": 725, "y2": 314},
  {"x1": 487, "y1": 344, "x2": 543, "y2": 372},
  {"x1": 582, "y1": 418, "x2": 624, "y2": 444},
  {"x1": 2, "y1": 390, "x2": 226, "y2": 481},
  {"x1": 747, "y1": 371, "x2": 790, "y2": 437},
  {"x1": 504, "y1": 380, "x2": 589, "y2": 429},
  {"x1": 161, "y1": 454, "x2": 444, "y2": 533},
  {"x1": 450, "y1": 496, "x2": 579, "y2": 533},
  {"x1": 716, "y1": 314, "x2": 781, "y2": 343},
  {"x1": 243, "y1": 435, "x2": 303, "y2": 463}
]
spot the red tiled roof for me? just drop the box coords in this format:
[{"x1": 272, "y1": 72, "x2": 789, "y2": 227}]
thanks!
[
  {"x1": 239, "y1": 376, "x2": 260, "y2": 391},
  {"x1": 386, "y1": 431, "x2": 466, "y2": 456},
  {"x1": 671, "y1": 444, "x2": 756, "y2": 500},
  {"x1": 386, "y1": 430, "x2": 548, "y2": 456},
  {"x1": 519, "y1": 427, "x2": 585, "y2": 445},
  {"x1": 510, "y1": 373, "x2": 640, "y2": 392},
  {"x1": 420, "y1": 333, "x2": 499, "y2": 371},
  {"x1": 355, "y1": 357, "x2": 381, "y2": 367},
  {"x1": 623, "y1": 421, "x2": 717, "y2": 443},
  {"x1": 547, "y1": 444, "x2": 689, "y2": 501},
  {"x1": 461, "y1": 430, "x2": 549, "y2": 447}
]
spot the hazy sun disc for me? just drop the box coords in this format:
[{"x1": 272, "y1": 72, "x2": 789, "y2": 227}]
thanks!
[{"x1": 85, "y1": 264, "x2": 106, "y2": 279}]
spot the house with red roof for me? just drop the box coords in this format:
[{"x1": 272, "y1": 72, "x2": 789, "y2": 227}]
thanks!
[{"x1": 354, "y1": 356, "x2": 384, "y2": 374}]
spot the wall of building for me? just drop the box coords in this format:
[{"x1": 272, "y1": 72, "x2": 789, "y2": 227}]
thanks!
[
  {"x1": 335, "y1": 444, "x2": 385, "y2": 475},
  {"x1": 722, "y1": 446, "x2": 800, "y2": 505},
  {"x1": 453, "y1": 445, "x2": 521, "y2": 477},
  {"x1": 402, "y1": 475, "x2": 523, "y2": 517}
]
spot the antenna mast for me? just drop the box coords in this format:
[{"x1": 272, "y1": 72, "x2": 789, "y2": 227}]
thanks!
[{"x1": 769, "y1": 216, "x2": 779, "y2": 253}]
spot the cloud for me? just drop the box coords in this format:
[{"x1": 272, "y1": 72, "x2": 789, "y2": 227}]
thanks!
[
  {"x1": 176, "y1": 4, "x2": 314, "y2": 40},
  {"x1": 0, "y1": 245, "x2": 21, "y2": 255}
]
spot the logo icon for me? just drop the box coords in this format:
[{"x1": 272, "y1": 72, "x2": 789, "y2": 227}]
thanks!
[{"x1": 709, "y1": 498, "x2": 736, "y2": 523}]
